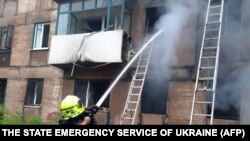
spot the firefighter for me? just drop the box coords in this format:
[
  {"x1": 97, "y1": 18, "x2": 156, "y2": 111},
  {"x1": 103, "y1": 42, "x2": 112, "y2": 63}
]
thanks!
[{"x1": 58, "y1": 95, "x2": 99, "y2": 125}]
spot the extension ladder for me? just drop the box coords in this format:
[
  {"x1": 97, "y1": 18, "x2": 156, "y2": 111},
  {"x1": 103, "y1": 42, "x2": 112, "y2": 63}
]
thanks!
[
  {"x1": 190, "y1": 0, "x2": 224, "y2": 125},
  {"x1": 120, "y1": 40, "x2": 153, "y2": 125}
]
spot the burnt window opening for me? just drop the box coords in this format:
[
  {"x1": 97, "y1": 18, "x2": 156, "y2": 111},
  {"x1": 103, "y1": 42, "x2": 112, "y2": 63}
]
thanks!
[
  {"x1": 145, "y1": 7, "x2": 165, "y2": 34},
  {"x1": 67, "y1": 11, "x2": 108, "y2": 34},
  {"x1": 0, "y1": 80, "x2": 7, "y2": 105},
  {"x1": 141, "y1": 79, "x2": 168, "y2": 115},
  {"x1": 222, "y1": 0, "x2": 242, "y2": 35},
  {"x1": 25, "y1": 79, "x2": 44, "y2": 106},
  {"x1": 0, "y1": 25, "x2": 14, "y2": 50},
  {"x1": 33, "y1": 23, "x2": 50, "y2": 49},
  {"x1": 87, "y1": 18, "x2": 104, "y2": 31},
  {"x1": 75, "y1": 80, "x2": 110, "y2": 108},
  {"x1": 75, "y1": 16, "x2": 106, "y2": 34}
]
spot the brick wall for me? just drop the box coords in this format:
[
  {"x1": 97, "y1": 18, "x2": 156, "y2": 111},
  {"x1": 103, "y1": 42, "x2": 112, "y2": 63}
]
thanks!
[{"x1": 167, "y1": 81, "x2": 206, "y2": 124}]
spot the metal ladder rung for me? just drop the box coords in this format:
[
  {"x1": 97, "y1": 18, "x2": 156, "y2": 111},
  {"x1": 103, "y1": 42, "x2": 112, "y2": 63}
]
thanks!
[
  {"x1": 193, "y1": 114, "x2": 212, "y2": 117},
  {"x1": 201, "y1": 56, "x2": 216, "y2": 59},
  {"x1": 209, "y1": 13, "x2": 220, "y2": 16},
  {"x1": 132, "y1": 86, "x2": 142, "y2": 88},
  {"x1": 135, "y1": 72, "x2": 145, "y2": 75},
  {"x1": 126, "y1": 109, "x2": 136, "y2": 112},
  {"x1": 210, "y1": 5, "x2": 221, "y2": 9},
  {"x1": 207, "y1": 21, "x2": 220, "y2": 24},
  {"x1": 128, "y1": 101, "x2": 137, "y2": 104},
  {"x1": 205, "y1": 37, "x2": 218, "y2": 40},
  {"x1": 197, "y1": 88, "x2": 213, "y2": 92},
  {"x1": 200, "y1": 66, "x2": 215, "y2": 70},
  {"x1": 123, "y1": 117, "x2": 133, "y2": 120},
  {"x1": 203, "y1": 47, "x2": 217, "y2": 50},
  {"x1": 199, "y1": 77, "x2": 214, "y2": 81},
  {"x1": 130, "y1": 94, "x2": 140, "y2": 96},
  {"x1": 206, "y1": 29, "x2": 219, "y2": 32},
  {"x1": 196, "y1": 101, "x2": 212, "y2": 104}
]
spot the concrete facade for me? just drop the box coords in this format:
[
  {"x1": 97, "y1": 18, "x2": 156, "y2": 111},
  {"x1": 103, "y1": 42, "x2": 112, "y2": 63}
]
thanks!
[{"x1": 0, "y1": 0, "x2": 248, "y2": 125}]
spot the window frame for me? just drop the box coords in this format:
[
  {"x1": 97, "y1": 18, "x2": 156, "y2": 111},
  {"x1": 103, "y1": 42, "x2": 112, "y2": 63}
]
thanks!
[
  {"x1": 24, "y1": 79, "x2": 44, "y2": 107},
  {"x1": 0, "y1": 25, "x2": 14, "y2": 50},
  {"x1": 0, "y1": 27, "x2": 8, "y2": 50},
  {"x1": 56, "y1": 0, "x2": 130, "y2": 35},
  {"x1": 75, "y1": 80, "x2": 110, "y2": 108},
  {"x1": 32, "y1": 23, "x2": 50, "y2": 50}
]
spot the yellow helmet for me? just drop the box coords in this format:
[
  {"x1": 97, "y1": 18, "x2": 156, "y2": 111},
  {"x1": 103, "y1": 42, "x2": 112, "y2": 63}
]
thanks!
[{"x1": 60, "y1": 95, "x2": 85, "y2": 120}]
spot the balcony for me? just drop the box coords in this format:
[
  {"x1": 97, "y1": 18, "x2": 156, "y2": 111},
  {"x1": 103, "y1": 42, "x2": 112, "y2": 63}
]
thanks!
[{"x1": 48, "y1": 30, "x2": 126, "y2": 70}]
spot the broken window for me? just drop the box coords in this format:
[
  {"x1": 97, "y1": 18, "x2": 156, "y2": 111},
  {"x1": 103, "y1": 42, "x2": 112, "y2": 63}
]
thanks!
[
  {"x1": 0, "y1": 25, "x2": 14, "y2": 50},
  {"x1": 33, "y1": 23, "x2": 50, "y2": 49},
  {"x1": 75, "y1": 80, "x2": 110, "y2": 108},
  {"x1": 25, "y1": 79, "x2": 44, "y2": 106},
  {"x1": 0, "y1": 80, "x2": 7, "y2": 104}
]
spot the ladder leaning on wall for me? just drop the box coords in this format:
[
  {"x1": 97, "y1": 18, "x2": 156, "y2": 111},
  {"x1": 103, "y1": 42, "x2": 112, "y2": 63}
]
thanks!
[
  {"x1": 190, "y1": 0, "x2": 225, "y2": 125},
  {"x1": 120, "y1": 39, "x2": 153, "y2": 125}
]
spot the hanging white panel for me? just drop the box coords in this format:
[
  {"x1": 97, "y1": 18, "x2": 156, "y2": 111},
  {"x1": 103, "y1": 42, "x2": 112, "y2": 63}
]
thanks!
[{"x1": 48, "y1": 30, "x2": 123, "y2": 64}]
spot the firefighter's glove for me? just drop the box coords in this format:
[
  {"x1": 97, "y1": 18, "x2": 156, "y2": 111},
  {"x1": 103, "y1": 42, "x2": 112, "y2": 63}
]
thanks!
[{"x1": 88, "y1": 105, "x2": 99, "y2": 115}]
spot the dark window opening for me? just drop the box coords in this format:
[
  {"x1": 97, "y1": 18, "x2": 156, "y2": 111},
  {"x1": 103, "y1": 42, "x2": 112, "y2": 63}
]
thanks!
[
  {"x1": 145, "y1": 7, "x2": 165, "y2": 34},
  {"x1": 0, "y1": 25, "x2": 14, "y2": 50},
  {"x1": 141, "y1": 79, "x2": 168, "y2": 114},
  {"x1": 87, "y1": 19, "x2": 103, "y2": 32},
  {"x1": 25, "y1": 79, "x2": 44, "y2": 106},
  {"x1": 0, "y1": 27, "x2": 8, "y2": 50},
  {"x1": 42, "y1": 24, "x2": 50, "y2": 47},
  {"x1": 0, "y1": 80, "x2": 7, "y2": 105},
  {"x1": 75, "y1": 80, "x2": 110, "y2": 108}
]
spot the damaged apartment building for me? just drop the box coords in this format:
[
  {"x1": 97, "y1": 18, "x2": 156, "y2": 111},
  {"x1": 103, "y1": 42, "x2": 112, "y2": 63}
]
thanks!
[{"x1": 0, "y1": 0, "x2": 249, "y2": 125}]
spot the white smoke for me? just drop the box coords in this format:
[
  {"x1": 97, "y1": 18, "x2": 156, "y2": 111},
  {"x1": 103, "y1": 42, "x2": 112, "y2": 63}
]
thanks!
[{"x1": 150, "y1": 0, "x2": 198, "y2": 79}]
